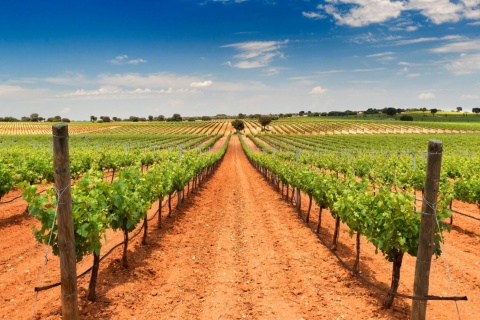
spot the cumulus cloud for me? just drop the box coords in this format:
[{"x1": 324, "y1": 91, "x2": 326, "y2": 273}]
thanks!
[
  {"x1": 320, "y1": 0, "x2": 480, "y2": 27},
  {"x1": 190, "y1": 80, "x2": 213, "y2": 87},
  {"x1": 309, "y1": 86, "x2": 328, "y2": 94},
  {"x1": 408, "y1": 0, "x2": 463, "y2": 24},
  {"x1": 222, "y1": 40, "x2": 288, "y2": 69},
  {"x1": 321, "y1": 0, "x2": 405, "y2": 27},
  {"x1": 109, "y1": 55, "x2": 147, "y2": 65},
  {"x1": 418, "y1": 91, "x2": 436, "y2": 99}
]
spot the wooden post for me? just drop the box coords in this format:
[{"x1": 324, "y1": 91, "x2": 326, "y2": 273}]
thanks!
[
  {"x1": 52, "y1": 124, "x2": 79, "y2": 320},
  {"x1": 411, "y1": 140, "x2": 442, "y2": 320}
]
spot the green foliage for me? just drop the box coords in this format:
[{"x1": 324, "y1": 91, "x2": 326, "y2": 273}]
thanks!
[
  {"x1": 109, "y1": 168, "x2": 149, "y2": 233},
  {"x1": 231, "y1": 119, "x2": 245, "y2": 132},
  {"x1": 259, "y1": 115, "x2": 272, "y2": 130},
  {"x1": 0, "y1": 163, "x2": 14, "y2": 199},
  {"x1": 239, "y1": 134, "x2": 451, "y2": 264}
]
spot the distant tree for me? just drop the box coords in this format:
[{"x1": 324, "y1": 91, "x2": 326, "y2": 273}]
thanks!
[
  {"x1": 238, "y1": 113, "x2": 246, "y2": 119},
  {"x1": 383, "y1": 107, "x2": 397, "y2": 117},
  {"x1": 170, "y1": 113, "x2": 182, "y2": 122},
  {"x1": 231, "y1": 119, "x2": 245, "y2": 132},
  {"x1": 430, "y1": 108, "x2": 438, "y2": 115},
  {"x1": 139, "y1": 117, "x2": 147, "y2": 122},
  {"x1": 456, "y1": 106, "x2": 463, "y2": 112},
  {"x1": 328, "y1": 111, "x2": 344, "y2": 117},
  {"x1": 421, "y1": 108, "x2": 427, "y2": 116},
  {"x1": 21, "y1": 116, "x2": 31, "y2": 121},
  {"x1": 90, "y1": 115, "x2": 97, "y2": 123},
  {"x1": 3, "y1": 117, "x2": 19, "y2": 122},
  {"x1": 472, "y1": 108, "x2": 480, "y2": 115},
  {"x1": 148, "y1": 115, "x2": 154, "y2": 121},
  {"x1": 156, "y1": 115, "x2": 165, "y2": 121},
  {"x1": 30, "y1": 113, "x2": 40, "y2": 122},
  {"x1": 100, "y1": 116, "x2": 111, "y2": 122},
  {"x1": 201, "y1": 116, "x2": 211, "y2": 121},
  {"x1": 320, "y1": 112, "x2": 328, "y2": 117},
  {"x1": 364, "y1": 108, "x2": 380, "y2": 114},
  {"x1": 53, "y1": 115, "x2": 62, "y2": 122},
  {"x1": 62, "y1": 118, "x2": 70, "y2": 122},
  {"x1": 400, "y1": 115, "x2": 414, "y2": 121},
  {"x1": 299, "y1": 111, "x2": 305, "y2": 116},
  {"x1": 259, "y1": 115, "x2": 272, "y2": 131},
  {"x1": 129, "y1": 116, "x2": 139, "y2": 122},
  {"x1": 396, "y1": 108, "x2": 404, "y2": 114}
]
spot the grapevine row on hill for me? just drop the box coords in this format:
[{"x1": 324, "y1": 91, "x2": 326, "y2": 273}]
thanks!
[
  {"x1": 0, "y1": 134, "x2": 221, "y2": 200},
  {"x1": 251, "y1": 134, "x2": 480, "y2": 209}
]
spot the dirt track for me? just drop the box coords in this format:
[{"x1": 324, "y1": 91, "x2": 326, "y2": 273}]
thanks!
[{"x1": 1, "y1": 134, "x2": 479, "y2": 319}]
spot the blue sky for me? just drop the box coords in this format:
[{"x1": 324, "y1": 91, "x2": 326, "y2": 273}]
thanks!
[{"x1": 1, "y1": 0, "x2": 479, "y2": 120}]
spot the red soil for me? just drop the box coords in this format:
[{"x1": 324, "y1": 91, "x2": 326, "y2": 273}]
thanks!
[{"x1": 0, "y1": 135, "x2": 479, "y2": 319}]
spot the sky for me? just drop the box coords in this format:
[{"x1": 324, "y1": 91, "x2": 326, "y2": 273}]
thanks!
[{"x1": 0, "y1": 0, "x2": 479, "y2": 120}]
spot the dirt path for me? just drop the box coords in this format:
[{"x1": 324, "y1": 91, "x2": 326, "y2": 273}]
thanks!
[{"x1": 0, "y1": 134, "x2": 478, "y2": 319}]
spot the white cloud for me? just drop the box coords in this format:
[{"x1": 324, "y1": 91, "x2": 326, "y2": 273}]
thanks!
[
  {"x1": 446, "y1": 53, "x2": 480, "y2": 75},
  {"x1": 321, "y1": 0, "x2": 405, "y2": 27},
  {"x1": 0, "y1": 84, "x2": 24, "y2": 96},
  {"x1": 418, "y1": 91, "x2": 436, "y2": 99},
  {"x1": 316, "y1": 67, "x2": 385, "y2": 74},
  {"x1": 302, "y1": 11, "x2": 325, "y2": 19},
  {"x1": 98, "y1": 73, "x2": 206, "y2": 89},
  {"x1": 222, "y1": 40, "x2": 288, "y2": 69},
  {"x1": 109, "y1": 55, "x2": 147, "y2": 65},
  {"x1": 309, "y1": 86, "x2": 328, "y2": 94},
  {"x1": 408, "y1": 0, "x2": 464, "y2": 24},
  {"x1": 190, "y1": 80, "x2": 213, "y2": 87},
  {"x1": 431, "y1": 39, "x2": 480, "y2": 53},
  {"x1": 461, "y1": 94, "x2": 480, "y2": 100},
  {"x1": 394, "y1": 35, "x2": 464, "y2": 46},
  {"x1": 321, "y1": 0, "x2": 480, "y2": 27},
  {"x1": 61, "y1": 86, "x2": 200, "y2": 98},
  {"x1": 366, "y1": 51, "x2": 395, "y2": 58}
]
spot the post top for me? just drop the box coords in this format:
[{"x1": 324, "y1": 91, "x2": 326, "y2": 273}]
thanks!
[
  {"x1": 52, "y1": 123, "x2": 69, "y2": 136},
  {"x1": 427, "y1": 139, "x2": 442, "y2": 152}
]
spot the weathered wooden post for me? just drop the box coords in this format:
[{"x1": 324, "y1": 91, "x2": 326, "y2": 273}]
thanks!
[
  {"x1": 295, "y1": 148, "x2": 301, "y2": 213},
  {"x1": 52, "y1": 124, "x2": 79, "y2": 320},
  {"x1": 411, "y1": 140, "x2": 442, "y2": 320}
]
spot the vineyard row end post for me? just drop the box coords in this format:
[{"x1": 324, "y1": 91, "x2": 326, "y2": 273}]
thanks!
[
  {"x1": 52, "y1": 124, "x2": 79, "y2": 320},
  {"x1": 411, "y1": 140, "x2": 442, "y2": 320}
]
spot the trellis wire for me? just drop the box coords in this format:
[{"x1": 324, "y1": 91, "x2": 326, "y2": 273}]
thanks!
[{"x1": 31, "y1": 184, "x2": 69, "y2": 319}]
